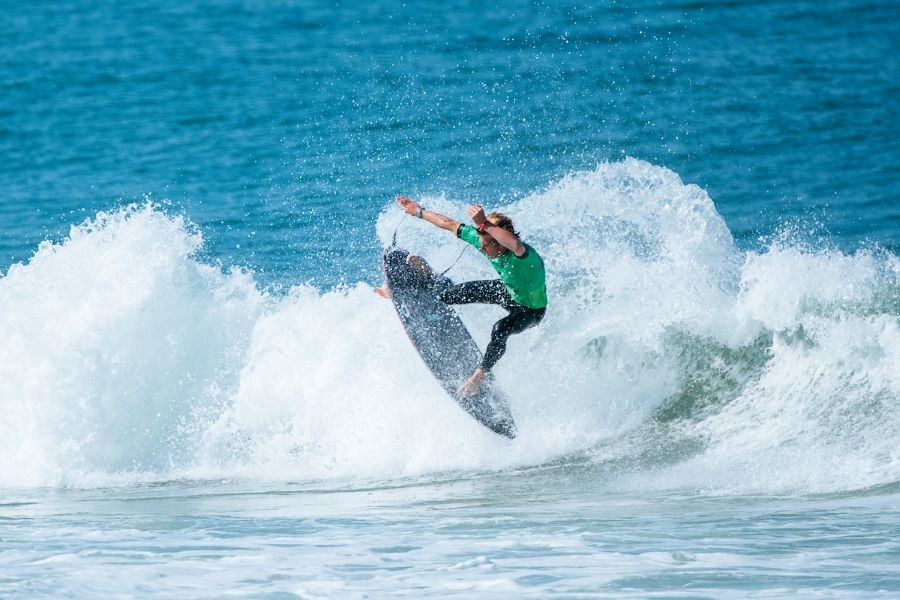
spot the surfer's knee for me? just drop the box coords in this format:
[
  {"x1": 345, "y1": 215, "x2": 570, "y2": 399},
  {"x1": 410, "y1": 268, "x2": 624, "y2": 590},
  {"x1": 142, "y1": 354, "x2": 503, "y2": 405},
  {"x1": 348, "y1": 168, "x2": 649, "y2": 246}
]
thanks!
[
  {"x1": 406, "y1": 255, "x2": 433, "y2": 278},
  {"x1": 491, "y1": 319, "x2": 511, "y2": 340}
]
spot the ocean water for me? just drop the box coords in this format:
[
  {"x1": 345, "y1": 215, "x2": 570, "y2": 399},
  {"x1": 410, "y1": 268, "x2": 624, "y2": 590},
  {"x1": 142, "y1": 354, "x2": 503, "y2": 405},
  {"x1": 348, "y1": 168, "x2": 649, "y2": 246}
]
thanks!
[{"x1": 2, "y1": 0, "x2": 899, "y2": 598}]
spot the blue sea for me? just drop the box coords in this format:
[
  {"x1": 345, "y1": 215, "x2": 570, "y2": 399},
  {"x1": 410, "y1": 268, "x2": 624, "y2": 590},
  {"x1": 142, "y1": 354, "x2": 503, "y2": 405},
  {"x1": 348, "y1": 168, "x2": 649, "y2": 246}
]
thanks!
[{"x1": 2, "y1": 0, "x2": 899, "y2": 597}]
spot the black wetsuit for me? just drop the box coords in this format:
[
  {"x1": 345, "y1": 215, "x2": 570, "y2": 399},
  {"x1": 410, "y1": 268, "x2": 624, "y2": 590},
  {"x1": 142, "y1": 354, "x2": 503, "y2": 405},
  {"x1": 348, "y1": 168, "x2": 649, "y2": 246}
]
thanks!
[{"x1": 439, "y1": 280, "x2": 545, "y2": 371}]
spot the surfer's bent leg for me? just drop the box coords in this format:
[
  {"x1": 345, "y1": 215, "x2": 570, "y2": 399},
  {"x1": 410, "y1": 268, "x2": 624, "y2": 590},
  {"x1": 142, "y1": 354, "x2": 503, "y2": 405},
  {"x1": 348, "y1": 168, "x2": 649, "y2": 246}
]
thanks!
[
  {"x1": 439, "y1": 280, "x2": 508, "y2": 306},
  {"x1": 481, "y1": 307, "x2": 546, "y2": 371}
]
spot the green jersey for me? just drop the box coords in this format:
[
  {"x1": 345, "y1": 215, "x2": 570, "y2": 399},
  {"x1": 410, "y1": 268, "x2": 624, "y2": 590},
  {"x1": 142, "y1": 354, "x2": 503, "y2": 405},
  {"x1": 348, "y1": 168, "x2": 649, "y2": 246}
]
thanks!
[{"x1": 458, "y1": 225, "x2": 548, "y2": 309}]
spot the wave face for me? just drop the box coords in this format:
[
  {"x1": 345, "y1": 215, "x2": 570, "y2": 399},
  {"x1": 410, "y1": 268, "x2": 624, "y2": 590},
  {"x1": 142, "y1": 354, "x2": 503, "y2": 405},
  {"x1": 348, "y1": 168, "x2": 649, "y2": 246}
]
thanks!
[{"x1": 2, "y1": 160, "x2": 897, "y2": 493}]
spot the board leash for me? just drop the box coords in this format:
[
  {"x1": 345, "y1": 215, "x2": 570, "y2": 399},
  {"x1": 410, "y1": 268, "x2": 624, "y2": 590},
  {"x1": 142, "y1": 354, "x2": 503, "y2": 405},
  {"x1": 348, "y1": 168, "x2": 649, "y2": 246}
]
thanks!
[
  {"x1": 388, "y1": 212, "x2": 408, "y2": 250},
  {"x1": 439, "y1": 244, "x2": 468, "y2": 276}
]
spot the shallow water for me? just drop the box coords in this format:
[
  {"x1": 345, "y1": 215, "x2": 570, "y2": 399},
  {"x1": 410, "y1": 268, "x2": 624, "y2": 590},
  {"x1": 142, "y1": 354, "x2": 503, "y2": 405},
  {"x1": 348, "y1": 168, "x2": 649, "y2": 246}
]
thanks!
[{"x1": 4, "y1": 477, "x2": 900, "y2": 598}]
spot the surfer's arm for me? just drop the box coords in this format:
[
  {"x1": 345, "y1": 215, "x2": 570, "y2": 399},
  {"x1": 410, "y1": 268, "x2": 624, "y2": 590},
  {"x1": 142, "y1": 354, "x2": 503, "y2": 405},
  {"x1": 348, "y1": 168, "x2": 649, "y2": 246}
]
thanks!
[
  {"x1": 480, "y1": 222, "x2": 526, "y2": 257},
  {"x1": 468, "y1": 205, "x2": 526, "y2": 257},
  {"x1": 397, "y1": 196, "x2": 460, "y2": 233}
]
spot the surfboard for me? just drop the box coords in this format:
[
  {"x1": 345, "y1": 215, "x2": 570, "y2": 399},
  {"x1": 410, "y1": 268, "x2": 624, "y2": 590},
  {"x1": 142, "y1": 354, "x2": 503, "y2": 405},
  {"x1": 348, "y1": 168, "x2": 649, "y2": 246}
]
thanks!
[{"x1": 382, "y1": 247, "x2": 517, "y2": 438}]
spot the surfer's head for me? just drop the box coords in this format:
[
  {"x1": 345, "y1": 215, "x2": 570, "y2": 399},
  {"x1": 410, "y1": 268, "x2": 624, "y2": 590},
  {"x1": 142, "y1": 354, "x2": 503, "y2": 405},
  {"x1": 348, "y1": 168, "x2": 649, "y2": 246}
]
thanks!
[
  {"x1": 478, "y1": 212, "x2": 517, "y2": 258},
  {"x1": 486, "y1": 212, "x2": 517, "y2": 236}
]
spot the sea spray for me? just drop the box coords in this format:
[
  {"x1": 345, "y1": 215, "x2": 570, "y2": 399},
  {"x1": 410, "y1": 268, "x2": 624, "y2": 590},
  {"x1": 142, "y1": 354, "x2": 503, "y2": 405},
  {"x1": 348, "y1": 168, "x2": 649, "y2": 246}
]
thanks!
[
  {"x1": 2, "y1": 161, "x2": 898, "y2": 495},
  {"x1": 0, "y1": 205, "x2": 265, "y2": 486},
  {"x1": 381, "y1": 159, "x2": 900, "y2": 494}
]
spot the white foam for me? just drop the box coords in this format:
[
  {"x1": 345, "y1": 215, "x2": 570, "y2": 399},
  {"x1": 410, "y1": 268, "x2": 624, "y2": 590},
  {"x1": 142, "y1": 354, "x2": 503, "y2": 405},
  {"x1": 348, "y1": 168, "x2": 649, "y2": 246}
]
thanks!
[
  {"x1": 0, "y1": 205, "x2": 265, "y2": 486},
  {"x1": 2, "y1": 160, "x2": 898, "y2": 494}
]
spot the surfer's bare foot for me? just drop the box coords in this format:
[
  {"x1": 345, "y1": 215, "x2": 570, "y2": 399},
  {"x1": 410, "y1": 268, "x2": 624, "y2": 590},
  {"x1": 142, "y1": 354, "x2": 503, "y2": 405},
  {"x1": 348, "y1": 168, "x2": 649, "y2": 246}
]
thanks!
[
  {"x1": 406, "y1": 255, "x2": 434, "y2": 279},
  {"x1": 375, "y1": 287, "x2": 392, "y2": 299},
  {"x1": 458, "y1": 368, "x2": 488, "y2": 398}
]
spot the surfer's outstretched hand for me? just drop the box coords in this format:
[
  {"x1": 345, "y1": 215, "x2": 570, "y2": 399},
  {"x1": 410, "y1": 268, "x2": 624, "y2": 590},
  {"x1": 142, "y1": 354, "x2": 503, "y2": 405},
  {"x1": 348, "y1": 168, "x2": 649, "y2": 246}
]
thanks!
[
  {"x1": 398, "y1": 196, "x2": 462, "y2": 233},
  {"x1": 467, "y1": 204, "x2": 487, "y2": 227},
  {"x1": 397, "y1": 195, "x2": 420, "y2": 215}
]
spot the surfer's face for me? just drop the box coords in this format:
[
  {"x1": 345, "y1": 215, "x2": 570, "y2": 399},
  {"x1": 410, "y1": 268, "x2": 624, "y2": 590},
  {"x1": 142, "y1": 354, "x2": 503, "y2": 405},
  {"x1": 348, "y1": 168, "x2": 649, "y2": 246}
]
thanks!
[{"x1": 479, "y1": 234, "x2": 504, "y2": 258}]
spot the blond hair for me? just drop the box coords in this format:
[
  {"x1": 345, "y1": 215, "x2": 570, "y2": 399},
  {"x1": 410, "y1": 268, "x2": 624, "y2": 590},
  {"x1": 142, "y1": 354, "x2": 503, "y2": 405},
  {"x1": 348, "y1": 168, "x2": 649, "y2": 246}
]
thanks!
[{"x1": 486, "y1": 212, "x2": 517, "y2": 236}]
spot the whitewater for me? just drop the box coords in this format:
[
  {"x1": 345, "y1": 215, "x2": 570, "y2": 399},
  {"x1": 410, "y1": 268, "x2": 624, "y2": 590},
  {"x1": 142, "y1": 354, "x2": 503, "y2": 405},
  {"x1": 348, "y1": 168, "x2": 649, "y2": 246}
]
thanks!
[
  {"x1": 1, "y1": 161, "x2": 898, "y2": 597},
  {"x1": 2, "y1": 160, "x2": 897, "y2": 494}
]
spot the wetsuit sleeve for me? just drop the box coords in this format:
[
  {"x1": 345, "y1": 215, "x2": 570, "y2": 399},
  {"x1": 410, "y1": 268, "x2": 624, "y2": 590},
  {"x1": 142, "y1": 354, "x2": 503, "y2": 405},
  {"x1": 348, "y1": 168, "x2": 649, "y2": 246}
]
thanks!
[{"x1": 457, "y1": 224, "x2": 482, "y2": 249}]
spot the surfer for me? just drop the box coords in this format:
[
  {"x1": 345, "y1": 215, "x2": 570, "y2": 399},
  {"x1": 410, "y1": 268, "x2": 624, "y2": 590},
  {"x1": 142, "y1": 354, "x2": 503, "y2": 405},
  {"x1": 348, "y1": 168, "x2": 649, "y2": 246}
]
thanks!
[{"x1": 396, "y1": 195, "x2": 547, "y2": 397}]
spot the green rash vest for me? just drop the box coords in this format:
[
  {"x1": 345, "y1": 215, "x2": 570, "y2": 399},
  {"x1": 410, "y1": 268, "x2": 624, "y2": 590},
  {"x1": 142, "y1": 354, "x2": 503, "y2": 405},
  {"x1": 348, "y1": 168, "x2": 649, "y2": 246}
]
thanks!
[{"x1": 458, "y1": 224, "x2": 548, "y2": 309}]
